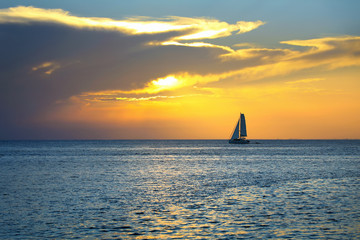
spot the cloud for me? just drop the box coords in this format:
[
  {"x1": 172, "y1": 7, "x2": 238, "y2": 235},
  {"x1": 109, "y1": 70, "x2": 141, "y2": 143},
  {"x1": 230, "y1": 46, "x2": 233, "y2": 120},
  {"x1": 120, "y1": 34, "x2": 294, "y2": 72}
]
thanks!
[
  {"x1": 220, "y1": 47, "x2": 294, "y2": 61},
  {"x1": 209, "y1": 36, "x2": 360, "y2": 85},
  {"x1": 286, "y1": 78, "x2": 325, "y2": 84},
  {"x1": 31, "y1": 61, "x2": 61, "y2": 75},
  {"x1": 78, "y1": 34, "x2": 360, "y2": 102},
  {"x1": 0, "y1": 6, "x2": 265, "y2": 48},
  {"x1": 281, "y1": 36, "x2": 360, "y2": 69},
  {"x1": 76, "y1": 92, "x2": 186, "y2": 102}
]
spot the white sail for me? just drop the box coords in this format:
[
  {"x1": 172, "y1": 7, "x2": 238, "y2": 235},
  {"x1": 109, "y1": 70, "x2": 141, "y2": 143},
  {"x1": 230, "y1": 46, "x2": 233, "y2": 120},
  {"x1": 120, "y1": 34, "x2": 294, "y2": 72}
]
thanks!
[
  {"x1": 240, "y1": 113, "x2": 247, "y2": 137},
  {"x1": 230, "y1": 120, "x2": 240, "y2": 140}
]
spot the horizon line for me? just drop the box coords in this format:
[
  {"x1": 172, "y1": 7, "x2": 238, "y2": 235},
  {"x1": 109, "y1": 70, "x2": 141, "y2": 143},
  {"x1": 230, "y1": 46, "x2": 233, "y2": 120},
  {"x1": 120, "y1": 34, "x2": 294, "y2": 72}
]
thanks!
[{"x1": 1, "y1": 138, "x2": 359, "y2": 141}]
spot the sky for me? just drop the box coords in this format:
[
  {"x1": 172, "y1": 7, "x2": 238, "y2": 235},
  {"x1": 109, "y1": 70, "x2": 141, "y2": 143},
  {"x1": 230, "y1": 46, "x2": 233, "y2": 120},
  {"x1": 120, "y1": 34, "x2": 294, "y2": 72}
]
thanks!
[{"x1": 0, "y1": 0, "x2": 359, "y2": 139}]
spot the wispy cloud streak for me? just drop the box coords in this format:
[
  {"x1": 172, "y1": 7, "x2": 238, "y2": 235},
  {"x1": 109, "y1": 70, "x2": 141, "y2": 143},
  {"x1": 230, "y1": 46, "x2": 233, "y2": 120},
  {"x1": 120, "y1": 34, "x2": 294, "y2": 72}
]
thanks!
[{"x1": 0, "y1": 6, "x2": 264, "y2": 48}]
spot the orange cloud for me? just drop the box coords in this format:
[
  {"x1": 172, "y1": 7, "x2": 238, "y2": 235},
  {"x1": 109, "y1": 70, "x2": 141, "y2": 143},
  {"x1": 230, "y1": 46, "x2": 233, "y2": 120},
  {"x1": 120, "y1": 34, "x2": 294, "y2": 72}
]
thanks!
[
  {"x1": 75, "y1": 36, "x2": 360, "y2": 103},
  {"x1": 216, "y1": 36, "x2": 360, "y2": 84},
  {"x1": 286, "y1": 78, "x2": 325, "y2": 84}
]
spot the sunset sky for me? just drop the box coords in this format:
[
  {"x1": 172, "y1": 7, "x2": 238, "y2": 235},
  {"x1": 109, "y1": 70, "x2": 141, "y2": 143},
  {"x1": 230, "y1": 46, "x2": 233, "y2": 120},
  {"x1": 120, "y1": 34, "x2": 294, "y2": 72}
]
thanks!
[{"x1": 1, "y1": 0, "x2": 359, "y2": 139}]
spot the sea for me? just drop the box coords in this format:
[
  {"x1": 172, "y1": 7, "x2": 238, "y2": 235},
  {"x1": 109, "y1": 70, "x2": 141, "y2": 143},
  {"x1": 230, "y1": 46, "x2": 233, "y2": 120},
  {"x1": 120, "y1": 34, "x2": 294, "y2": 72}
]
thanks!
[{"x1": 0, "y1": 140, "x2": 359, "y2": 239}]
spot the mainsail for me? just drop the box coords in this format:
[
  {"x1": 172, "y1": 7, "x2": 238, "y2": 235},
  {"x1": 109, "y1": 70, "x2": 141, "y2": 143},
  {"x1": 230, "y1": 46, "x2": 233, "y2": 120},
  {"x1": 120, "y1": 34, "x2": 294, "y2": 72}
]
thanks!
[{"x1": 240, "y1": 113, "x2": 247, "y2": 137}]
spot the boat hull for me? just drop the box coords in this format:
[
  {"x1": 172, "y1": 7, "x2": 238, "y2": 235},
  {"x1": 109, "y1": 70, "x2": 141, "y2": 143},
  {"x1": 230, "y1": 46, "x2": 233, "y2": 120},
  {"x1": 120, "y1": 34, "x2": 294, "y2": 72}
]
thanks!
[{"x1": 229, "y1": 138, "x2": 250, "y2": 144}]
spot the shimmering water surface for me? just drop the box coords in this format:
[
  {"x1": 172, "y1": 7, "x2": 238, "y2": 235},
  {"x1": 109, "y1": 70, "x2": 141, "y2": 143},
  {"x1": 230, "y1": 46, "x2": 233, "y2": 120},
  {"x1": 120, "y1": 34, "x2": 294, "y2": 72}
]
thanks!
[{"x1": 0, "y1": 140, "x2": 359, "y2": 239}]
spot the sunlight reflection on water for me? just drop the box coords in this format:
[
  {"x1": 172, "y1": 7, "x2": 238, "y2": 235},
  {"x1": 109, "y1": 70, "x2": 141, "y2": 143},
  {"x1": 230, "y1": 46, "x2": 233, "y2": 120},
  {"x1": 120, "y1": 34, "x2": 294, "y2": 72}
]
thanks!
[{"x1": 105, "y1": 178, "x2": 360, "y2": 239}]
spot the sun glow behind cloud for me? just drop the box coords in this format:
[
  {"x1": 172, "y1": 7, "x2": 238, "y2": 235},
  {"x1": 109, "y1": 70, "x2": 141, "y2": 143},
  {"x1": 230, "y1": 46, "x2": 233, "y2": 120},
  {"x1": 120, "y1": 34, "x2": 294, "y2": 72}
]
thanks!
[
  {"x1": 73, "y1": 35, "x2": 360, "y2": 111},
  {"x1": 151, "y1": 76, "x2": 179, "y2": 90}
]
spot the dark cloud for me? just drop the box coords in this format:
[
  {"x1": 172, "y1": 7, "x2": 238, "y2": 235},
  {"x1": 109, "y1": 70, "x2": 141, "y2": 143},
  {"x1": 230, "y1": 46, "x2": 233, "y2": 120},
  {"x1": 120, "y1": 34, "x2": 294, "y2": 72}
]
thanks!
[{"x1": 0, "y1": 22, "x2": 231, "y2": 138}]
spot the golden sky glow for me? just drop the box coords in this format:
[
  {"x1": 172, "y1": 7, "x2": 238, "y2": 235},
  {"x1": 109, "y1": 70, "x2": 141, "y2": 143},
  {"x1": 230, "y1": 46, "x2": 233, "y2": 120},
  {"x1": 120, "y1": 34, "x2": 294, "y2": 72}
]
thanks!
[{"x1": 0, "y1": 3, "x2": 359, "y2": 139}]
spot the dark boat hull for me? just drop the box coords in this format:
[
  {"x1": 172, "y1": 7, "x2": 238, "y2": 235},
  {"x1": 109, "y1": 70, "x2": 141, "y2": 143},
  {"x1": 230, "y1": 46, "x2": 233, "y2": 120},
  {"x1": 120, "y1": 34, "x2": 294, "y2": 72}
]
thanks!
[{"x1": 229, "y1": 138, "x2": 250, "y2": 144}]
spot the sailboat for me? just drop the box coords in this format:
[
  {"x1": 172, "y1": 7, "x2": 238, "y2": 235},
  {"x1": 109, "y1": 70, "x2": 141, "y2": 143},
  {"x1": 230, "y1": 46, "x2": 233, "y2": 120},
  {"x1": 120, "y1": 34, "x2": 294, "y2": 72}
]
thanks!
[{"x1": 229, "y1": 113, "x2": 250, "y2": 144}]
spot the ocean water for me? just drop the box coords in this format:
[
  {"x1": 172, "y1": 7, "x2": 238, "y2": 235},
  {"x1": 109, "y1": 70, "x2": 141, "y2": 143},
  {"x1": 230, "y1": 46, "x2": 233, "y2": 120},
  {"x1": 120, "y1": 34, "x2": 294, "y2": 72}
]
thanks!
[{"x1": 0, "y1": 140, "x2": 359, "y2": 239}]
